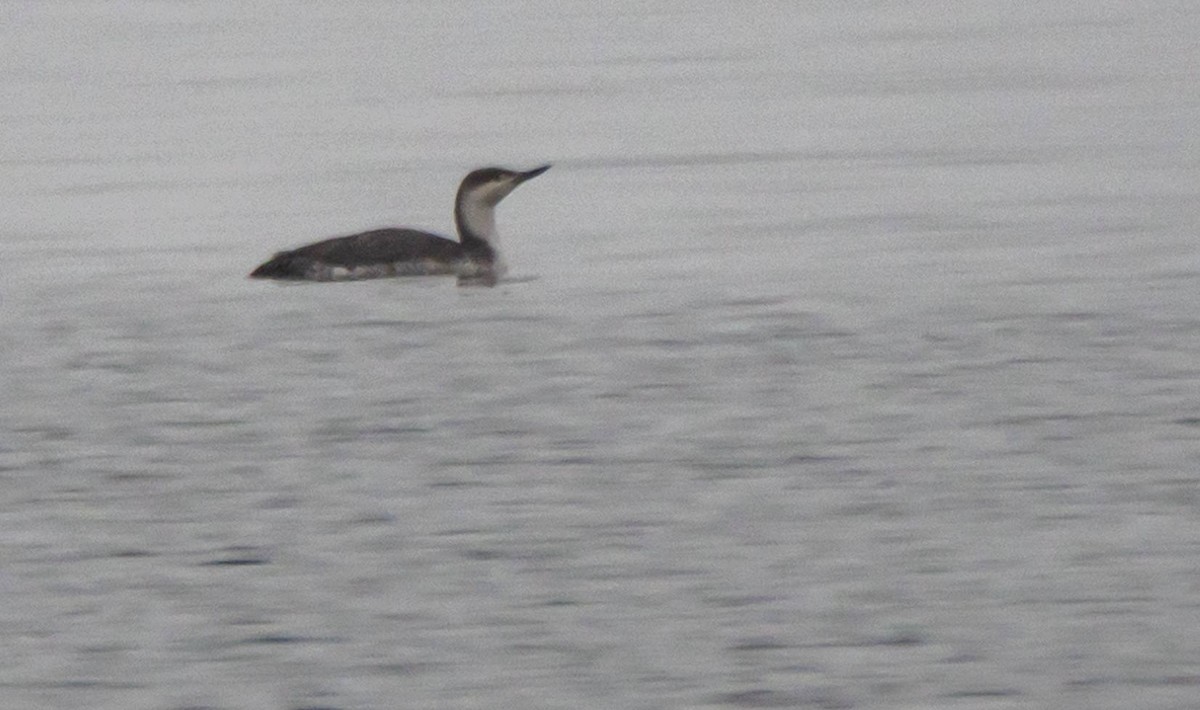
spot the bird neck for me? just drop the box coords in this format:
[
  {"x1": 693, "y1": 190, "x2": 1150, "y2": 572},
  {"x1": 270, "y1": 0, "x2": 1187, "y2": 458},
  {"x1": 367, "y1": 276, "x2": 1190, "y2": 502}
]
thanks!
[
  {"x1": 455, "y1": 193, "x2": 498, "y2": 247},
  {"x1": 454, "y1": 194, "x2": 507, "y2": 278}
]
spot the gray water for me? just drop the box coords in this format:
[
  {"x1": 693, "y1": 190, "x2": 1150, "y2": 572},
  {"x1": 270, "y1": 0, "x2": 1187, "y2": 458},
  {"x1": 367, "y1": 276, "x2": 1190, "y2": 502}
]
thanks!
[{"x1": 3, "y1": 2, "x2": 1200, "y2": 709}]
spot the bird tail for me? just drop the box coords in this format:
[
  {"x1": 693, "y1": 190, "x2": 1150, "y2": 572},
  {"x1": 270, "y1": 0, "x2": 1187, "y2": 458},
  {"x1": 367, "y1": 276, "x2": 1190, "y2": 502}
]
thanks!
[{"x1": 248, "y1": 252, "x2": 306, "y2": 280}]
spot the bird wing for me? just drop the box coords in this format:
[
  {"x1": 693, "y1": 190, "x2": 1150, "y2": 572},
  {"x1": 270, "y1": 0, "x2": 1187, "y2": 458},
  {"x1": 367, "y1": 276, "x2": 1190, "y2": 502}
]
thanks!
[{"x1": 287, "y1": 228, "x2": 464, "y2": 267}]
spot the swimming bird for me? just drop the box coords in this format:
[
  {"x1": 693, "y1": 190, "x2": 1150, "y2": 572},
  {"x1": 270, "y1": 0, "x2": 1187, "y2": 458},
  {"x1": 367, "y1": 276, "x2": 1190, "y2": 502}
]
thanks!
[{"x1": 249, "y1": 164, "x2": 550, "y2": 286}]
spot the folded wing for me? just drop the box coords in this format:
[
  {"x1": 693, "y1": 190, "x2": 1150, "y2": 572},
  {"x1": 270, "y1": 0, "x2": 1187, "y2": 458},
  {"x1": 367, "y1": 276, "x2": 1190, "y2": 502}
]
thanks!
[{"x1": 249, "y1": 229, "x2": 466, "y2": 281}]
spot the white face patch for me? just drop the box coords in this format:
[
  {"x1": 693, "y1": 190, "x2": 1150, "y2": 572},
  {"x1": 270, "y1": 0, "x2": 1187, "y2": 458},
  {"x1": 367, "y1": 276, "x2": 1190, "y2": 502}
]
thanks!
[{"x1": 480, "y1": 175, "x2": 521, "y2": 206}]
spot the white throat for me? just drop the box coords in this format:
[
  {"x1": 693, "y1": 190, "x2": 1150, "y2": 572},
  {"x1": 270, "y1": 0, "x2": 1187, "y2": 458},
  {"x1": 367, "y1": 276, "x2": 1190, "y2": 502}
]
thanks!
[
  {"x1": 456, "y1": 192, "x2": 508, "y2": 277},
  {"x1": 458, "y1": 195, "x2": 498, "y2": 243}
]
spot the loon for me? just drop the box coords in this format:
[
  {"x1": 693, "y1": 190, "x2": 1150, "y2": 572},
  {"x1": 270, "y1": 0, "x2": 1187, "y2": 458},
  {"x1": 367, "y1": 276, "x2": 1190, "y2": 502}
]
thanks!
[{"x1": 249, "y1": 164, "x2": 550, "y2": 286}]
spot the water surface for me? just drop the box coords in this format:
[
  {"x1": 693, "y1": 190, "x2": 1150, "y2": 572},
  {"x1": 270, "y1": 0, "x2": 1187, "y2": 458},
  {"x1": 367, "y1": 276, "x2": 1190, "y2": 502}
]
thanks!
[{"x1": 3, "y1": 2, "x2": 1200, "y2": 709}]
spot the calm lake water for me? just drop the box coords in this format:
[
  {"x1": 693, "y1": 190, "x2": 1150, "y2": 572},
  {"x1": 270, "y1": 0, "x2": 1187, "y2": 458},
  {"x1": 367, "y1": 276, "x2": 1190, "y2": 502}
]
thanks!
[{"x1": 3, "y1": 2, "x2": 1200, "y2": 709}]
